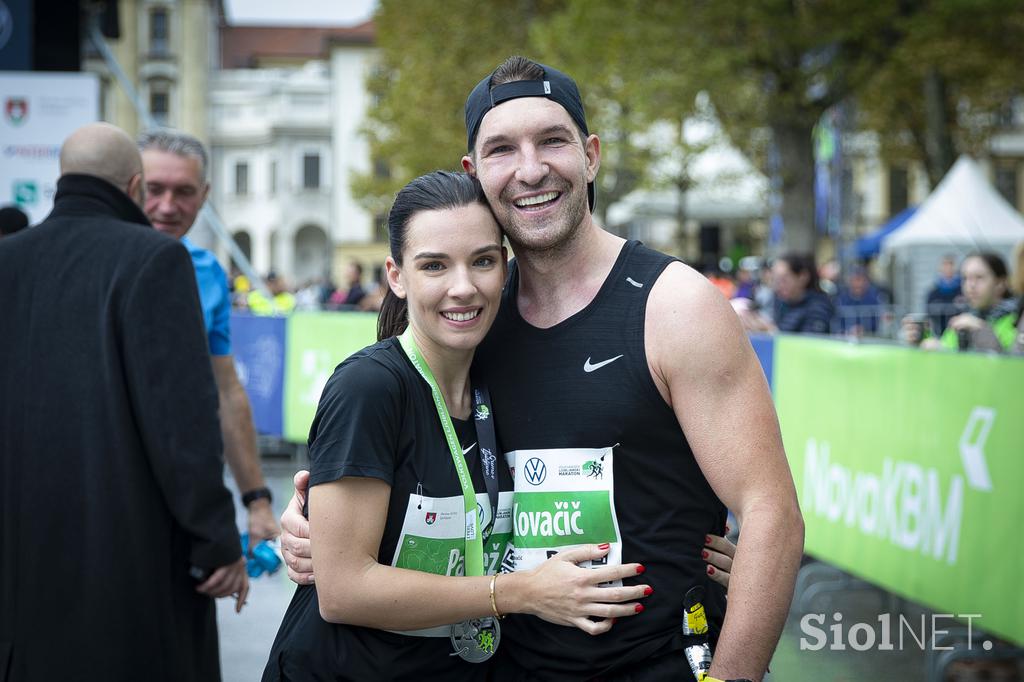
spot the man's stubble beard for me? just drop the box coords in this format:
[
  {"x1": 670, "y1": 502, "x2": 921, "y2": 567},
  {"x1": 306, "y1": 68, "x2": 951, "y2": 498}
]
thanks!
[{"x1": 495, "y1": 178, "x2": 589, "y2": 263}]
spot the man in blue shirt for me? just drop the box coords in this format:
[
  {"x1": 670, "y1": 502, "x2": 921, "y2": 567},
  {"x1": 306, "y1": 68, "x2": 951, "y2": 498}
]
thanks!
[{"x1": 138, "y1": 130, "x2": 279, "y2": 547}]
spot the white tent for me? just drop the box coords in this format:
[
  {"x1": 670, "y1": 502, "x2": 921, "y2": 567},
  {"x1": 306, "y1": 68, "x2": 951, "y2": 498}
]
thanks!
[{"x1": 880, "y1": 155, "x2": 1024, "y2": 309}]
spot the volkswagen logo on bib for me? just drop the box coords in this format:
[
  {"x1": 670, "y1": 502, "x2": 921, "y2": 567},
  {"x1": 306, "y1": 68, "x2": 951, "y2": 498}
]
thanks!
[{"x1": 524, "y1": 457, "x2": 547, "y2": 485}]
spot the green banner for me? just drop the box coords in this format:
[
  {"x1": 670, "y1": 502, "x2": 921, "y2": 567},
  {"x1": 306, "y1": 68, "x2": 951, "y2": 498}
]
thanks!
[
  {"x1": 512, "y1": 491, "x2": 618, "y2": 548},
  {"x1": 775, "y1": 336, "x2": 1024, "y2": 644},
  {"x1": 282, "y1": 312, "x2": 378, "y2": 442}
]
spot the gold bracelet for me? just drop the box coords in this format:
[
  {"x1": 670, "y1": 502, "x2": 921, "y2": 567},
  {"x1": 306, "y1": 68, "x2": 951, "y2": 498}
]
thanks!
[{"x1": 489, "y1": 573, "x2": 505, "y2": 620}]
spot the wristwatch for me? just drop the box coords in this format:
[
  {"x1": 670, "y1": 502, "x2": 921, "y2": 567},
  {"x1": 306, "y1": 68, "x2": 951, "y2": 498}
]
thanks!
[{"x1": 241, "y1": 486, "x2": 272, "y2": 507}]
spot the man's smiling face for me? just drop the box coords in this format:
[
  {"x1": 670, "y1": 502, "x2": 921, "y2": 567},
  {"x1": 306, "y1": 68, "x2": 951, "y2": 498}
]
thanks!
[
  {"x1": 141, "y1": 149, "x2": 209, "y2": 240},
  {"x1": 464, "y1": 97, "x2": 599, "y2": 253}
]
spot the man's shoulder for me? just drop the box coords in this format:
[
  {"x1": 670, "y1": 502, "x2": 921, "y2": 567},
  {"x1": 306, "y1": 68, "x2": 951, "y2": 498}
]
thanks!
[
  {"x1": 647, "y1": 262, "x2": 740, "y2": 331},
  {"x1": 182, "y1": 238, "x2": 223, "y2": 272},
  {"x1": 646, "y1": 261, "x2": 750, "y2": 366},
  {"x1": 649, "y1": 260, "x2": 720, "y2": 309},
  {"x1": 19, "y1": 213, "x2": 178, "y2": 261}
]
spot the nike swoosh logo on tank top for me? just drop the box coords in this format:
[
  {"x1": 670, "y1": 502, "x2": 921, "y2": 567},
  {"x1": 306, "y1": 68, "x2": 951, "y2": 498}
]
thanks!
[{"x1": 583, "y1": 355, "x2": 624, "y2": 373}]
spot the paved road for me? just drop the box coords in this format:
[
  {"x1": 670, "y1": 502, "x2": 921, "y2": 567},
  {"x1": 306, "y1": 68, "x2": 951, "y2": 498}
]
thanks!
[{"x1": 217, "y1": 465, "x2": 299, "y2": 682}]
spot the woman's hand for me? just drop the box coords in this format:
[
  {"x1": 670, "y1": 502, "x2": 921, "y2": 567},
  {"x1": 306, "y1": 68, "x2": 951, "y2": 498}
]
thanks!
[
  {"x1": 507, "y1": 544, "x2": 651, "y2": 636},
  {"x1": 280, "y1": 470, "x2": 314, "y2": 585},
  {"x1": 703, "y1": 530, "x2": 735, "y2": 589}
]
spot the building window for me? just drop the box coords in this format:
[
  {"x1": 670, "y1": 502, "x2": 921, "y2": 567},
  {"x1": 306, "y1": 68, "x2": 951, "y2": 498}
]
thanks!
[
  {"x1": 888, "y1": 165, "x2": 908, "y2": 215},
  {"x1": 995, "y1": 163, "x2": 1019, "y2": 210},
  {"x1": 303, "y1": 153, "x2": 320, "y2": 189},
  {"x1": 235, "y1": 162, "x2": 249, "y2": 196},
  {"x1": 150, "y1": 8, "x2": 169, "y2": 57},
  {"x1": 149, "y1": 80, "x2": 170, "y2": 126},
  {"x1": 269, "y1": 160, "x2": 277, "y2": 195}
]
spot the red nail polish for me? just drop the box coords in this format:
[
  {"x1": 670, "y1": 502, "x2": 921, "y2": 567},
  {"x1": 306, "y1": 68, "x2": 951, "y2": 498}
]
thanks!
[
  {"x1": 701, "y1": 550, "x2": 709, "y2": 559},
  {"x1": 635, "y1": 604, "x2": 644, "y2": 613},
  {"x1": 598, "y1": 542, "x2": 610, "y2": 550},
  {"x1": 636, "y1": 564, "x2": 646, "y2": 575},
  {"x1": 643, "y1": 586, "x2": 653, "y2": 596},
  {"x1": 611, "y1": 618, "x2": 617, "y2": 625},
  {"x1": 708, "y1": 566, "x2": 716, "y2": 575},
  {"x1": 705, "y1": 535, "x2": 711, "y2": 544}
]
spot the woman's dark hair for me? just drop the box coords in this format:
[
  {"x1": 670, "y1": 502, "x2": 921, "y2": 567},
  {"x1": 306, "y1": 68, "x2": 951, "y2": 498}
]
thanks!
[
  {"x1": 776, "y1": 252, "x2": 821, "y2": 292},
  {"x1": 963, "y1": 251, "x2": 1012, "y2": 299},
  {"x1": 377, "y1": 171, "x2": 492, "y2": 341}
]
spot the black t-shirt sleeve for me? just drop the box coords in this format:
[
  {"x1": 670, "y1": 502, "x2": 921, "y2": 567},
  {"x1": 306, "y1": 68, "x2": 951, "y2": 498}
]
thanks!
[{"x1": 307, "y1": 351, "x2": 404, "y2": 488}]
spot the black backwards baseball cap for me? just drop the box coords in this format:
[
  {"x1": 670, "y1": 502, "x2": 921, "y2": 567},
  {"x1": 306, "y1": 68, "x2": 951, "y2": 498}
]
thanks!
[{"x1": 465, "y1": 62, "x2": 596, "y2": 211}]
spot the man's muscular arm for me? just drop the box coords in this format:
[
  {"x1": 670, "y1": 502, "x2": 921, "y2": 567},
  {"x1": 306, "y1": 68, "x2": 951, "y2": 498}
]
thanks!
[
  {"x1": 211, "y1": 355, "x2": 280, "y2": 545},
  {"x1": 647, "y1": 263, "x2": 803, "y2": 682}
]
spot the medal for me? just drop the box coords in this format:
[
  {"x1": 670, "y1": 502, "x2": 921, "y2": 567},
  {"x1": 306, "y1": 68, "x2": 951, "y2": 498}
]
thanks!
[
  {"x1": 450, "y1": 617, "x2": 500, "y2": 662},
  {"x1": 400, "y1": 331, "x2": 503, "y2": 662}
]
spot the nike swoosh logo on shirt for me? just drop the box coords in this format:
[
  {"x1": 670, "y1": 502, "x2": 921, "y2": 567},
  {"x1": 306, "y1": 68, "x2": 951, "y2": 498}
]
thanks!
[
  {"x1": 584, "y1": 355, "x2": 624, "y2": 373},
  {"x1": 463, "y1": 442, "x2": 477, "y2": 455}
]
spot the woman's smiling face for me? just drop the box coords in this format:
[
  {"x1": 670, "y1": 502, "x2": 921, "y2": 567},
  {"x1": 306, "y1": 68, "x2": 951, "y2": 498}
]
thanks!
[{"x1": 387, "y1": 202, "x2": 506, "y2": 356}]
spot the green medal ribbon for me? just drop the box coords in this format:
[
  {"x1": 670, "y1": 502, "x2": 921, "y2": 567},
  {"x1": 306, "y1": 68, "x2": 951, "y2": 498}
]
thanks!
[{"x1": 398, "y1": 330, "x2": 484, "y2": 577}]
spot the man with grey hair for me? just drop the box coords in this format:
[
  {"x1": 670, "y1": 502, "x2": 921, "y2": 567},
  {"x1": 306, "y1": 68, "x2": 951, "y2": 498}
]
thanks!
[
  {"x1": 138, "y1": 129, "x2": 280, "y2": 547},
  {"x1": 0, "y1": 122, "x2": 247, "y2": 680}
]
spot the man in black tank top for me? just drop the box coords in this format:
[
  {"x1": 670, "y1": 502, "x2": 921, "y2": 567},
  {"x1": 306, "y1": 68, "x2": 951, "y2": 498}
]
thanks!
[
  {"x1": 280, "y1": 57, "x2": 803, "y2": 682},
  {"x1": 458, "y1": 57, "x2": 803, "y2": 682}
]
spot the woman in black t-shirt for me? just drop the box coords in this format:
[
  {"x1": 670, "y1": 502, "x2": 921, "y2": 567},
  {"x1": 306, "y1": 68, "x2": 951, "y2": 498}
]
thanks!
[{"x1": 263, "y1": 172, "x2": 650, "y2": 681}]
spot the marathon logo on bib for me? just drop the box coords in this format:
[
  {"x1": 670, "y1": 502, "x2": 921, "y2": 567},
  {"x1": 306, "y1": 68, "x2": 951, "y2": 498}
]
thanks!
[{"x1": 506, "y1": 447, "x2": 623, "y2": 586}]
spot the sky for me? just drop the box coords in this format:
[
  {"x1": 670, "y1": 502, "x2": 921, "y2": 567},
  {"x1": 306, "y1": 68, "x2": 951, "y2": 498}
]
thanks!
[{"x1": 224, "y1": 0, "x2": 377, "y2": 26}]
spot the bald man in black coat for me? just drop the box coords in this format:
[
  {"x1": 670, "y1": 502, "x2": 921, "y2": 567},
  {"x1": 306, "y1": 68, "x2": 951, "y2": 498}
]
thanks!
[{"x1": 0, "y1": 123, "x2": 247, "y2": 681}]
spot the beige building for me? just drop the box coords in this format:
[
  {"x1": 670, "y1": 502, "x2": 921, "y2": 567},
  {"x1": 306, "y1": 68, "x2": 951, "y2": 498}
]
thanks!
[
  {"x1": 84, "y1": 0, "x2": 218, "y2": 142},
  {"x1": 206, "y1": 21, "x2": 384, "y2": 287}
]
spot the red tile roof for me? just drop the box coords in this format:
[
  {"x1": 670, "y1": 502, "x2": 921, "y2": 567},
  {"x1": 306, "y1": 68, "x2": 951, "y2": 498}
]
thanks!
[{"x1": 220, "y1": 21, "x2": 374, "y2": 68}]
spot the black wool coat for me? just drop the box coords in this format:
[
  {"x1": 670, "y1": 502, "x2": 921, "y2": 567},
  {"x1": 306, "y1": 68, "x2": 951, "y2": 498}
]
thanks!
[{"x1": 0, "y1": 174, "x2": 241, "y2": 682}]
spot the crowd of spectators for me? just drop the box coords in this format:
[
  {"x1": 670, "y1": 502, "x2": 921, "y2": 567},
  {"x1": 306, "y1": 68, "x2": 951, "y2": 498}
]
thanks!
[
  {"x1": 223, "y1": 247, "x2": 1022, "y2": 357},
  {"x1": 716, "y1": 248, "x2": 1022, "y2": 355},
  {"x1": 227, "y1": 260, "x2": 387, "y2": 316}
]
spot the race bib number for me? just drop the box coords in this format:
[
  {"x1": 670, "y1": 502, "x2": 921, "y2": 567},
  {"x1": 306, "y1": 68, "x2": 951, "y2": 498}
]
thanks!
[
  {"x1": 505, "y1": 447, "x2": 622, "y2": 586},
  {"x1": 389, "y1": 490, "x2": 513, "y2": 638},
  {"x1": 393, "y1": 490, "x2": 512, "y2": 577}
]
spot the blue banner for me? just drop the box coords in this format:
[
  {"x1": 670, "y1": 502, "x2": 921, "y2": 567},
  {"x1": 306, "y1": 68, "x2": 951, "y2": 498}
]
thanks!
[
  {"x1": 749, "y1": 333, "x2": 774, "y2": 389},
  {"x1": 231, "y1": 314, "x2": 286, "y2": 437}
]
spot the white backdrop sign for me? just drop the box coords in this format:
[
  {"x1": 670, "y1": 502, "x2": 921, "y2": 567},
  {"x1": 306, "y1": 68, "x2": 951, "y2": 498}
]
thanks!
[{"x1": 1, "y1": 71, "x2": 98, "y2": 224}]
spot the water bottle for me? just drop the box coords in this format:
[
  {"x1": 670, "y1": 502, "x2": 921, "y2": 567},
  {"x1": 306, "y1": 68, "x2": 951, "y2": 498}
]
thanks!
[{"x1": 241, "y1": 533, "x2": 283, "y2": 578}]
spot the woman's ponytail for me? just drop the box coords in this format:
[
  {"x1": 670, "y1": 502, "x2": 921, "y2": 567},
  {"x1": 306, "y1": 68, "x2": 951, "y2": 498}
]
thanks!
[{"x1": 377, "y1": 286, "x2": 408, "y2": 341}]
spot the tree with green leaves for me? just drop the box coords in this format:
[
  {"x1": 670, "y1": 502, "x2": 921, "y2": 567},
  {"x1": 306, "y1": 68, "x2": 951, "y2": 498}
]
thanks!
[
  {"x1": 350, "y1": 0, "x2": 693, "y2": 232},
  {"x1": 856, "y1": 0, "x2": 1024, "y2": 188},
  {"x1": 352, "y1": 0, "x2": 1023, "y2": 254},
  {"x1": 661, "y1": 1, "x2": 928, "y2": 252},
  {"x1": 349, "y1": 0, "x2": 561, "y2": 221}
]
